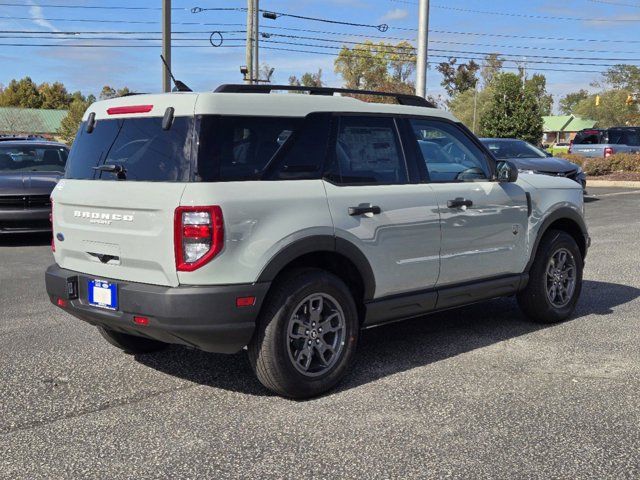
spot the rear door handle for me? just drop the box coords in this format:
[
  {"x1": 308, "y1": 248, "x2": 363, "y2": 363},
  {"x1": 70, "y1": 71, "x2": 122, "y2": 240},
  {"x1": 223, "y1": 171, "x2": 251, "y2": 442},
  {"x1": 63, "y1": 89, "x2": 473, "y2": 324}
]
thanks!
[
  {"x1": 348, "y1": 204, "x2": 381, "y2": 216},
  {"x1": 447, "y1": 197, "x2": 473, "y2": 209}
]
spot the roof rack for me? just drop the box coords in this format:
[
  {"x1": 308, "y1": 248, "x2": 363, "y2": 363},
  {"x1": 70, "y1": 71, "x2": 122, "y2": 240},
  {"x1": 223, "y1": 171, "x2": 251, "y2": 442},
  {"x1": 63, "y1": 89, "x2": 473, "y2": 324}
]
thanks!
[{"x1": 214, "y1": 84, "x2": 436, "y2": 108}]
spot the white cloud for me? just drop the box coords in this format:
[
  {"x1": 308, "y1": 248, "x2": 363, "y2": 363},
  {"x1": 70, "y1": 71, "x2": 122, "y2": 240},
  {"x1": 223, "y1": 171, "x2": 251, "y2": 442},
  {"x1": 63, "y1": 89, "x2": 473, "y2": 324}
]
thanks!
[
  {"x1": 380, "y1": 8, "x2": 408, "y2": 22},
  {"x1": 28, "y1": 2, "x2": 59, "y2": 32}
]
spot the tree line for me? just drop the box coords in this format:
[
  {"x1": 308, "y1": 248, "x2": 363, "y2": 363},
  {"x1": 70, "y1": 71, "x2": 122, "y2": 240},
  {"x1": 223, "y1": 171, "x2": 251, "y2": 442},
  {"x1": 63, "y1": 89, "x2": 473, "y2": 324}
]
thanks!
[{"x1": 0, "y1": 77, "x2": 131, "y2": 143}]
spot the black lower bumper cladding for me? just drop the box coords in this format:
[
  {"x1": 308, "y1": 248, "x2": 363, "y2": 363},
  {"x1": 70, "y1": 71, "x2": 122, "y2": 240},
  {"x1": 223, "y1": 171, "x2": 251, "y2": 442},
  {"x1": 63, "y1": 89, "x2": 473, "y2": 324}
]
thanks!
[{"x1": 45, "y1": 264, "x2": 270, "y2": 354}]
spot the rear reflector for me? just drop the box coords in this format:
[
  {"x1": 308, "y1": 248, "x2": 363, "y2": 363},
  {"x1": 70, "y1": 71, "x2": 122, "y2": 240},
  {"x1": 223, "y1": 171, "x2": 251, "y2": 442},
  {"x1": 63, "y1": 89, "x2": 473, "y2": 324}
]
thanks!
[
  {"x1": 56, "y1": 298, "x2": 67, "y2": 308},
  {"x1": 133, "y1": 316, "x2": 149, "y2": 326},
  {"x1": 107, "y1": 105, "x2": 153, "y2": 115},
  {"x1": 236, "y1": 296, "x2": 256, "y2": 307}
]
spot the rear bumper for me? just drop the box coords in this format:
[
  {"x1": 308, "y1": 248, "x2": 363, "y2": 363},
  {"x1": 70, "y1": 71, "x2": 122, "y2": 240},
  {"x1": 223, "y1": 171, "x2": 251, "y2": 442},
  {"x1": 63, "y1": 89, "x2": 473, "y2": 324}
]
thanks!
[
  {"x1": 0, "y1": 208, "x2": 51, "y2": 234},
  {"x1": 45, "y1": 264, "x2": 270, "y2": 354}
]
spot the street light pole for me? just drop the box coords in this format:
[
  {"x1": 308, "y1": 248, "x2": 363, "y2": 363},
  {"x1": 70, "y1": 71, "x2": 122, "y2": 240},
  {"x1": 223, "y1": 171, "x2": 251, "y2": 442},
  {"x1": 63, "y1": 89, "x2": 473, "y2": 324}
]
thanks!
[
  {"x1": 162, "y1": 0, "x2": 171, "y2": 92},
  {"x1": 415, "y1": 0, "x2": 429, "y2": 98}
]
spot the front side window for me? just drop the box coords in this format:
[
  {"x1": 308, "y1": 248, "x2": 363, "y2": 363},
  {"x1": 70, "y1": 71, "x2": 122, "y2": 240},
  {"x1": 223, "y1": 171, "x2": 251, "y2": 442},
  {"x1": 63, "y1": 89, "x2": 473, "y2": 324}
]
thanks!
[
  {"x1": 325, "y1": 116, "x2": 408, "y2": 185},
  {"x1": 408, "y1": 119, "x2": 491, "y2": 182}
]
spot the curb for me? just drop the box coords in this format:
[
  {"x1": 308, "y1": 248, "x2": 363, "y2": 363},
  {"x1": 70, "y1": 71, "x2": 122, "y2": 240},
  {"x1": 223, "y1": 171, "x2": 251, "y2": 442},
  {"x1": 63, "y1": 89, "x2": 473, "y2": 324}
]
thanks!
[{"x1": 587, "y1": 180, "x2": 640, "y2": 188}]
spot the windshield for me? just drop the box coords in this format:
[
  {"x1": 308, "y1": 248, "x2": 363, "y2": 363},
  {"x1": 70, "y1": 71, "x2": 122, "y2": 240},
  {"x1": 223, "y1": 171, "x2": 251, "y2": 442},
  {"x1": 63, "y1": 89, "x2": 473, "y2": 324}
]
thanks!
[
  {"x1": 65, "y1": 116, "x2": 195, "y2": 181},
  {"x1": 482, "y1": 140, "x2": 547, "y2": 159},
  {"x1": 0, "y1": 144, "x2": 68, "y2": 172}
]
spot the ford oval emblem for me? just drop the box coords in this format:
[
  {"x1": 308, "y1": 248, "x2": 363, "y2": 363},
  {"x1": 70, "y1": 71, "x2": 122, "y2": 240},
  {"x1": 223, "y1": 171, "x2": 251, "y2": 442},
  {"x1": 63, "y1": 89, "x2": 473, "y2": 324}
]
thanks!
[{"x1": 56, "y1": 233, "x2": 65, "y2": 242}]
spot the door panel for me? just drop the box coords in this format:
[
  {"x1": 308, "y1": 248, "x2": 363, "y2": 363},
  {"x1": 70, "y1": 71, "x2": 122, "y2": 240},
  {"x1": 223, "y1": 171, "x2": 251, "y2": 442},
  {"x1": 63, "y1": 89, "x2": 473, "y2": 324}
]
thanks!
[
  {"x1": 430, "y1": 181, "x2": 528, "y2": 286},
  {"x1": 324, "y1": 181, "x2": 441, "y2": 298}
]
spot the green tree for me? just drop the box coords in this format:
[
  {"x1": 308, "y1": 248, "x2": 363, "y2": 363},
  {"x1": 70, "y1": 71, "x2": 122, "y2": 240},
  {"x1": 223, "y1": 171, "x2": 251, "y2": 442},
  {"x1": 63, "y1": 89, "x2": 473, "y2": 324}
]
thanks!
[
  {"x1": 289, "y1": 69, "x2": 324, "y2": 87},
  {"x1": 0, "y1": 77, "x2": 43, "y2": 108},
  {"x1": 436, "y1": 58, "x2": 479, "y2": 97},
  {"x1": 598, "y1": 64, "x2": 640, "y2": 91},
  {"x1": 480, "y1": 53, "x2": 503, "y2": 88},
  {"x1": 574, "y1": 90, "x2": 640, "y2": 128},
  {"x1": 479, "y1": 72, "x2": 543, "y2": 145},
  {"x1": 449, "y1": 86, "x2": 494, "y2": 134},
  {"x1": 334, "y1": 41, "x2": 416, "y2": 92},
  {"x1": 38, "y1": 82, "x2": 72, "y2": 109},
  {"x1": 525, "y1": 74, "x2": 553, "y2": 116},
  {"x1": 99, "y1": 86, "x2": 130, "y2": 100},
  {"x1": 57, "y1": 98, "x2": 90, "y2": 145},
  {"x1": 559, "y1": 90, "x2": 590, "y2": 115}
]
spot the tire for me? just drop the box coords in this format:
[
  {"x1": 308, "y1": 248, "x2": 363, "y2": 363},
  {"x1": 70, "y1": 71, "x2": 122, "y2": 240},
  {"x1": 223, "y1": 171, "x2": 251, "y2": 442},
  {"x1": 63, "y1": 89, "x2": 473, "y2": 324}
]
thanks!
[
  {"x1": 97, "y1": 326, "x2": 168, "y2": 354},
  {"x1": 517, "y1": 230, "x2": 583, "y2": 324},
  {"x1": 248, "y1": 268, "x2": 359, "y2": 399}
]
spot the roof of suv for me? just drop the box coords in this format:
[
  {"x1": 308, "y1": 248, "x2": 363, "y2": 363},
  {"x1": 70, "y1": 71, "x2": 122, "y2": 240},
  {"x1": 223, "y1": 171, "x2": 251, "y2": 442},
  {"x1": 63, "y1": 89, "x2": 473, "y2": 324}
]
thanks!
[
  {"x1": 0, "y1": 139, "x2": 68, "y2": 148},
  {"x1": 84, "y1": 91, "x2": 457, "y2": 122}
]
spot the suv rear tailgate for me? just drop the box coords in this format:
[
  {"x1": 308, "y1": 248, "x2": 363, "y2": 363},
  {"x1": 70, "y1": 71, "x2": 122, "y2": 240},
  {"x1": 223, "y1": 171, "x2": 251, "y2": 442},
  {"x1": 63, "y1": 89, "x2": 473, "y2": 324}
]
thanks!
[{"x1": 52, "y1": 180, "x2": 186, "y2": 287}]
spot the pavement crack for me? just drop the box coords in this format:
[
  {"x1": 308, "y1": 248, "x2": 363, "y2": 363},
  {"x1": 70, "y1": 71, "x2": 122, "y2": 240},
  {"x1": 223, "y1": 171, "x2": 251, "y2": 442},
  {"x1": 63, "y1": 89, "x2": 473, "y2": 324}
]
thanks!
[{"x1": 0, "y1": 383, "x2": 197, "y2": 435}]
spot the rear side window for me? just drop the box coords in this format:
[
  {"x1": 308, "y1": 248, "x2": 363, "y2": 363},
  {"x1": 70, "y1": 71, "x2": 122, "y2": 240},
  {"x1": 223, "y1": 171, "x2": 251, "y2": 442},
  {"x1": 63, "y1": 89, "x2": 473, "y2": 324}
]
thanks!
[
  {"x1": 608, "y1": 129, "x2": 640, "y2": 146},
  {"x1": 197, "y1": 116, "x2": 303, "y2": 181},
  {"x1": 325, "y1": 116, "x2": 408, "y2": 185},
  {"x1": 65, "y1": 117, "x2": 195, "y2": 181}
]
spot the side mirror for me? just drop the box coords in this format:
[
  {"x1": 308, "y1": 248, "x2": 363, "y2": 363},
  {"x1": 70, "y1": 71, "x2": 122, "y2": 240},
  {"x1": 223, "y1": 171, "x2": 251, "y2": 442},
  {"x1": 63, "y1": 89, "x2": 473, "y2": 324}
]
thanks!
[
  {"x1": 497, "y1": 160, "x2": 518, "y2": 183},
  {"x1": 545, "y1": 151, "x2": 553, "y2": 157}
]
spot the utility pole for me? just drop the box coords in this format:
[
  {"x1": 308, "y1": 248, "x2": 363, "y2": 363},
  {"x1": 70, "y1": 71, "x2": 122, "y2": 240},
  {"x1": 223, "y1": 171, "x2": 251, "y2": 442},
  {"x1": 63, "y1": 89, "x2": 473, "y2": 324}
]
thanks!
[
  {"x1": 415, "y1": 0, "x2": 429, "y2": 98},
  {"x1": 162, "y1": 0, "x2": 171, "y2": 92},
  {"x1": 245, "y1": 0, "x2": 254, "y2": 83},
  {"x1": 253, "y1": 0, "x2": 259, "y2": 82}
]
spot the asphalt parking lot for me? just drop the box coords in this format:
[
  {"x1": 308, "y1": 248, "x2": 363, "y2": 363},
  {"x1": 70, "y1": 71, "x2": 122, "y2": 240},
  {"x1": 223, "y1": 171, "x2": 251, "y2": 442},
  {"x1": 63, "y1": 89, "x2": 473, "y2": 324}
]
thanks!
[{"x1": 1, "y1": 187, "x2": 639, "y2": 479}]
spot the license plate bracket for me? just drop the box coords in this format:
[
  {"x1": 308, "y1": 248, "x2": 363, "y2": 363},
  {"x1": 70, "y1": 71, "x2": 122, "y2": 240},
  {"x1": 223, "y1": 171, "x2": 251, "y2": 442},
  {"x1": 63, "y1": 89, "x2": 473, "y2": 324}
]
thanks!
[{"x1": 88, "y1": 279, "x2": 118, "y2": 310}]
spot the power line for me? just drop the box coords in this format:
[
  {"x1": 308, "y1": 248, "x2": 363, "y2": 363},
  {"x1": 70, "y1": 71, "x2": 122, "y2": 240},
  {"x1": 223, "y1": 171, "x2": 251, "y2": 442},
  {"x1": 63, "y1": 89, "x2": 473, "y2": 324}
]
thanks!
[
  {"x1": 0, "y1": 2, "x2": 185, "y2": 10},
  {"x1": 586, "y1": 0, "x2": 640, "y2": 7},
  {"x1": 191, "y1": 6, "x2": 389, "y2": 32},
  {"x1": 260, "y1": 32, "x2": 640, "y2": 56},
  {"x1": 387, "y1": 1, "x2": 640, "y2": 20},
  {"x1": 0, "y1": 39, "x2": 613, "y2": 73},
  {"x1": 254, "y1": 38, "x2": 639, "y2": 66}
]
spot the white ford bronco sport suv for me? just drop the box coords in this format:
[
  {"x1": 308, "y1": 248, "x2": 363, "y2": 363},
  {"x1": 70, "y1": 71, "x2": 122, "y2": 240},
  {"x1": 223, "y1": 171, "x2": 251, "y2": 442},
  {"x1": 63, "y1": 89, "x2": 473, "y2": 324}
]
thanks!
[{"x1": 46, "y1": 84, "x2": 589, "y2": 398}]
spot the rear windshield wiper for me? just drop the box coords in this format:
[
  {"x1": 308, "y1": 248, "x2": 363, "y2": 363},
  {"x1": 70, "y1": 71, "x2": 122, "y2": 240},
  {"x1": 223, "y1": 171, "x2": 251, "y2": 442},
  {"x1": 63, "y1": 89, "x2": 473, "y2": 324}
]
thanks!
[{"x1": 93, "y1": 163, "x2": 127, "y2": 180}]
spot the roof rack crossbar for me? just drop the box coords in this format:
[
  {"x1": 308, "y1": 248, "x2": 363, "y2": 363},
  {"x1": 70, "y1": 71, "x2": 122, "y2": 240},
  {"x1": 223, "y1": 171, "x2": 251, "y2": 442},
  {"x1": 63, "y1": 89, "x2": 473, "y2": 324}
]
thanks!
[{"x1": 214, "y1": 84, "x2": 436, "y2": 108}]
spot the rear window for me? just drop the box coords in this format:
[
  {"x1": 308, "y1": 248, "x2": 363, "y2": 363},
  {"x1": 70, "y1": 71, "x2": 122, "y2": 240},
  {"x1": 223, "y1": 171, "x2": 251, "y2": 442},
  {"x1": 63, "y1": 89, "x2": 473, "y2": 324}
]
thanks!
[
  {"x1": 65, "y1": 117, "x2": 195, "y2": 181},
  {"x1": 573, "y1": 130, "x2": 604, "y2": 145},
  {"x1": 0, "y1": 144, "x2": 68, "y2": 172}
]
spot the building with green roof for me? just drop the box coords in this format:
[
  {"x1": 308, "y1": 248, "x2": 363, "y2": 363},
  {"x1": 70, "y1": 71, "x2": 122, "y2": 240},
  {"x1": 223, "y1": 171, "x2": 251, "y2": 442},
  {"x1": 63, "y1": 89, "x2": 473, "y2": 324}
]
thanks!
[
  {"x1": 542, "y1": 114, "x2": 597, "y2": 145},
  {"x1": 0, "y1": 107, "x2": 68, "y2": 139}
]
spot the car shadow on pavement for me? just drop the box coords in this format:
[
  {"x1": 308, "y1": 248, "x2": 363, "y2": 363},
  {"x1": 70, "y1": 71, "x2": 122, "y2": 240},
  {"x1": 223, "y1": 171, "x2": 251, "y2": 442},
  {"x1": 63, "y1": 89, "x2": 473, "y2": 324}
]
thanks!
[
  {"x1": 0, "y1": 233, "x2": 51, "y2": 247},
  {"x1": 134, "y1": 279, "x2": 640, "y2": 398}
]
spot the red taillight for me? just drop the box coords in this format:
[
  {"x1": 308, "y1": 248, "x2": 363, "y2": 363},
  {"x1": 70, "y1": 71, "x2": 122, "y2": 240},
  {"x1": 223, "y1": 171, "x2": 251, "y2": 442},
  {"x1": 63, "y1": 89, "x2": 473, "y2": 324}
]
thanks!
[
  {"x1": 174, "y1": 206, "x2": 224, "y2": 272},
  {"x1": 107, "y1": 105, "x2": 153, "y2": 115},
  {"x1": 604, "y1": 147, "x2": 614, "y2": 158},
  {"x1": 50, "y1": 198, "x2": 55, "y2": 252},
  {"x1": 56, "y1": 298, "x2": 67, "y2": 308},
  {"x1": 133, "y1": 316, "x2": 149, "y2": 326},
  {"x1": 236, "y1": 296, "x2": 256, "y2": 308}
]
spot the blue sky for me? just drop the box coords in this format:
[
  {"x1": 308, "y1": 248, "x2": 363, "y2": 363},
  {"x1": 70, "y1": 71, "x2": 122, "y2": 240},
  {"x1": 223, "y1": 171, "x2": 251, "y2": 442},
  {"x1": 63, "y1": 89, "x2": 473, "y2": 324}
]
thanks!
[{"x1": 0, "y1": 0, "x2": 639, "y2": 111}]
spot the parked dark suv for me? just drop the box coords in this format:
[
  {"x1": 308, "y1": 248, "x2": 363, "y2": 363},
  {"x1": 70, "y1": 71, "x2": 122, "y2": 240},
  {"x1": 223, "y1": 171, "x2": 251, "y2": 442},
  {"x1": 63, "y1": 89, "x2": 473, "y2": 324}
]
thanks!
[
  {"x1": 0, "y1": 138, "x2": 68, "y2": 234},
  {"x1": 570, "y1": 127, "x2": 640, "y2": 157}
]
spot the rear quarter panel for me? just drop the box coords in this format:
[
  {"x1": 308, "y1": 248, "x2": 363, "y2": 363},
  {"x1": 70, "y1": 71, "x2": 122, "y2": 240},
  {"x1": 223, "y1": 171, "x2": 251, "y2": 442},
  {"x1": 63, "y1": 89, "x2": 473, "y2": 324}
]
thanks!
[{"x1": 178, "y1": 180, "x2": 334, "y2": 285}]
